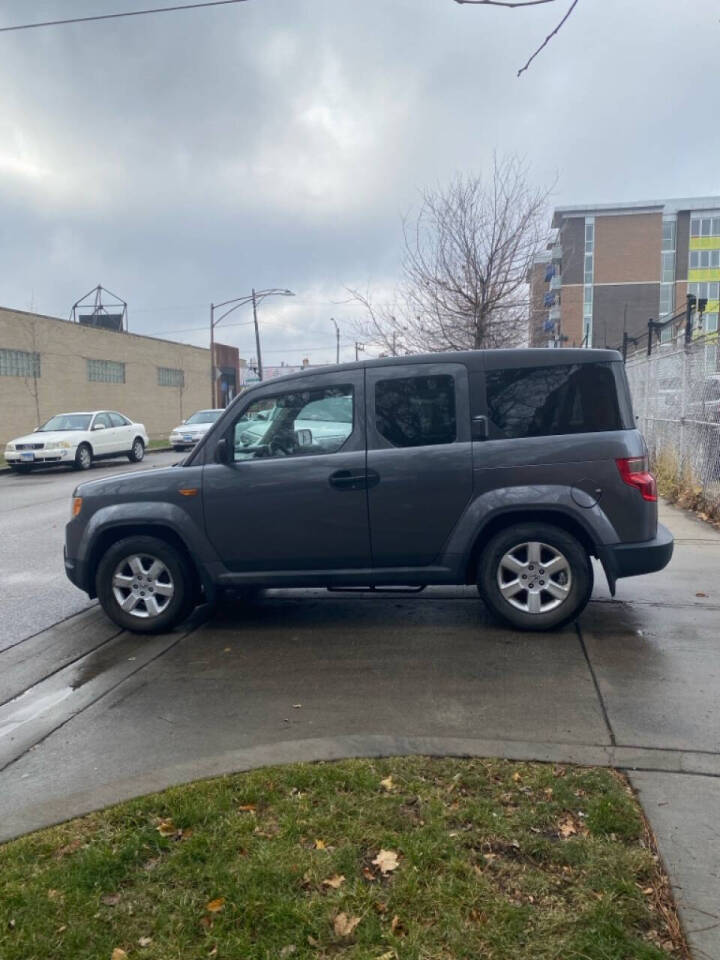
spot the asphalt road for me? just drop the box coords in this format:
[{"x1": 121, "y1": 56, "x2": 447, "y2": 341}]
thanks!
[
  {"x1": 0, "y1": 450, "x2": 179, "y2": 651},
  {"x1": 1, "y1": 483, "x2": 719, "y2": 957}
]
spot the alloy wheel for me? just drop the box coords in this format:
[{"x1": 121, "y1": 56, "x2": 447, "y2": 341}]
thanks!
[
  {"x1": 111, "y1": 554, "x2": 174, "y2": 619},
  {"x1": 496, "y1": 540, "x2": 572, "y2": 615}
]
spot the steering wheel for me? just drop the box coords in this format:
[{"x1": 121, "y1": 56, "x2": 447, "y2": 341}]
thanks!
[{"x1": 268, "y1": 436, "x2": 295, "y2": 457}]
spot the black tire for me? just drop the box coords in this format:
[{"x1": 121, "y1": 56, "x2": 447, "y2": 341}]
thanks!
[
  {"x1": 74, "y1": 443, "x2": 93, "y2": 471},
  {"x1": 173, "y1": 445, "x2": 186, "y2": 452},
  {"x1": 477, "y1": 522, "x2": 593, "y2": 632},
  {"x1": 96, "y1": 535, "x2": 195, "y2": 634},
  {"x1": 128, "y1": 437, "x2": 145, "y2": 463},
  {"x1": 10, "y1": 463, "x2": 33, "y2": 474}
]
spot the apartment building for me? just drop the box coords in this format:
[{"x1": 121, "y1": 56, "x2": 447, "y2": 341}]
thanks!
[
  {"x1": 0, "y1": 306, "x2": 243, "y2": 445},
  {"x1": 530, "y1": 196, "x2": 720, "y2": 351}
]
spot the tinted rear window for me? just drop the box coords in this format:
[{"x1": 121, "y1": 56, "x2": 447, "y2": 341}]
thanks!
[{"x1": 486, "y1": 362, "x2": 624, "y2": 439}]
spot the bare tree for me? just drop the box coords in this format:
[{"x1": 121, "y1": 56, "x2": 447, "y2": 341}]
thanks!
[
  {"x1": 350, "y1": 155, "x2": 552, "y2": 355},
  {"x1": 452, "y1": 0, "x2": 580, "y2": 77}
]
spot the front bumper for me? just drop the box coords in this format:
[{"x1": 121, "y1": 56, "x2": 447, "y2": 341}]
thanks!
[
  {"x1": 64, "y1": 544, "x2": 90, "y2": 594},
  {"x1": 6, "y1": 449, "x2": 72, "y2": 464},
  {"x1": 606, "y1": 522, "x2": 674, "y2": 581}
]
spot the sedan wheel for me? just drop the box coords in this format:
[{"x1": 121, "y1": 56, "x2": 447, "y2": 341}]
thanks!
[
  {"x1": 74, "y1": 443, "x2": 92, "y2": 471},
  {"x1": 128, "y1": 437, "x2": 145, "y2": 463}
]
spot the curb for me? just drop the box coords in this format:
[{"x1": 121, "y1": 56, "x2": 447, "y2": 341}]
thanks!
[{"x1": 0, "y1": 445, "x2": 174, "y2": 477}]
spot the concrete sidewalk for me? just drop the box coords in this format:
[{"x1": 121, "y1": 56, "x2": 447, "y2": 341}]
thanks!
[{"x1": 1, "y1": 501, "x2": 718, "y2": 957}]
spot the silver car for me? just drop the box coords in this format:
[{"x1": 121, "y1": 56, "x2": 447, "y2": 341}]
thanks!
[{"x1": 169, "y1": 409, "x2": 223, "y2": 450}]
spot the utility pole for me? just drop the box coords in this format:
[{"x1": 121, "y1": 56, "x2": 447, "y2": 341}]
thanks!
[
  {"x1": 209, "y1": 303, "x2": 215, "y2": 407},
  {"x1": 391, "y1": 331, "x2": 397, "y2": 356},
  {"x1": 330, "y1": 317, "x2": 340, "y2": 364},
  {"x1": 684, "y1": 293, "x2": 696, "y2": 345},
  {"x1": 252, "y1": 288, "x2": 263, "y2": 381}
]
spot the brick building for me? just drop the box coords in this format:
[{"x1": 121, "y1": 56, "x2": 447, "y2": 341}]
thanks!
[
  {"x1": 530, "y1": 196, "x2": 720, "y2": 351},
  {"x1": 0, "y1": 306, "x2": 243, "y2": 445}
]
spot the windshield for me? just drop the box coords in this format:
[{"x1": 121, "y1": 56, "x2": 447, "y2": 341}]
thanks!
[
  {"x1": 37, "y1": 414, "x2": 92, "y2": 432},
  {"x1": 185, "y1": 410, "x2": 222, "y2": 425}
]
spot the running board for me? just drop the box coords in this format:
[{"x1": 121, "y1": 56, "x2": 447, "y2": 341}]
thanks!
[{"x1": 326, "y1": 585, "x2": 427, "y2": 594}]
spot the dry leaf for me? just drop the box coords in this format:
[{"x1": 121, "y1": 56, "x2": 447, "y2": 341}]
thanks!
[
  {"x1": 47, "y1": 889, "x2": 63, "y2": 901},
  {"x1": 156, "y1": 818, "x2": 176, "y2": 836},
  {"x1": 280, "y1": 946, "x2": 297, "y2": 958},
  {"x1": 511, "y1": 771, "x2": 522, "y2": 783},
  {"x1": 56, "y1": 925, "x2": 67, "y2": 934},
  {"x1": 101, "y1": 893, "x2": 121, "y2": 907},
  {"x1": 238, "y1": 804, "x2": 256, "y2": 813},
  {"x1": 307, "y1": 935, "x2": 319, "y2": 947},
  {"x1": 55, "y1": 839, "x2": 83, "y2": 858},
  {"x1": 334, "y1": 912, "x2": 361, "y2": 938},
  {"x1": 374, "y1": 900, "x2": 388, "y2": 914},
  {"x1": 362, "y1": 866, "x2": 377, "y2": 882},
  {"x1": 293, "y1": 704, "x2": 302, "y2": 709},
  {"x1": 391, "y1": 914, "x2": 408, "y2": 936},
  {"x1": 206, "y1": 897, "x2": 225, "y2": 913},
  {"x1": 314, "y1": 839, "x2": 326, "y2": 850},
  {"x1": 376, "y1": 953, "x2": 396, "y2": 960},
  {"x1": 111, "y1": 951, "x2": 128, "y2": 960},
  {"x1": 380, "y1": 776, "x2": 395, "y2": 792},
  {"x1": 138, "y1": 936, "x2": 153, "y2": 947},
  {"x1": 200, "y1": 915, "x2": 214, "y2": 929},
  {"x1": 558, "y1": 816, "x2": 578, "y2": 838},
  {"x1": 322, "y1": 874, "x2": 345, "y2": 889},
  {"x1": 208, "y1": 948, "x2": 218, "y2": 958},
  {"x1": 372, "y1": 849, "x2": 399, "y2": 875}
]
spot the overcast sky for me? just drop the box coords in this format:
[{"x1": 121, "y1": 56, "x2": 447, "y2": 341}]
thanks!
[{"x1": 1, "y1": 0, "x2": 719, "y2": 365}]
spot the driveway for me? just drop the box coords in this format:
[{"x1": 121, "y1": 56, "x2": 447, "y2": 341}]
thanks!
[{"x1": 0, "y1": 501, "x2": 718, "y2": 958}]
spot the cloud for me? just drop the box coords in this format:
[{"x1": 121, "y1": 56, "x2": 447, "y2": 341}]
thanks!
[{"x1": 0, "y1": 0, "x2": 718, "y2": 365}]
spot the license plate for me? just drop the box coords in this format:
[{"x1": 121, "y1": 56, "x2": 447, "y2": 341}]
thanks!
[
  {"x1": 20, "y1": 452, "x2": 34, "y2": 461},
  {"x1": 183, "y1": 435, "x2": 193, "y2": 443}
]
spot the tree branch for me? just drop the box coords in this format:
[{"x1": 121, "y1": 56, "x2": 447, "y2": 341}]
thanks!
[
  {"x1": 454, "y1": 0, "x2": 556, "y2": 6},
  {"x1": 517, "y1": 0, "x2": 579, "y2": 76}
]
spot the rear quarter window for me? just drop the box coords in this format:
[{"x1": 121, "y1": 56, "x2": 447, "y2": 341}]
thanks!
[{"x1": 486, "y1": 362, "x2": 626, "y2": 439}]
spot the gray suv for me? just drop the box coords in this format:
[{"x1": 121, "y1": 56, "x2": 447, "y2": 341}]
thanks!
[{"x1": 64, "y1": 349, "x2": 673, "y2": 633}]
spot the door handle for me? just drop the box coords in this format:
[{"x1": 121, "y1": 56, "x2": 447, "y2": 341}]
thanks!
[{"x1": 329, "y1": 469, "x2": 375, "y2": 490}]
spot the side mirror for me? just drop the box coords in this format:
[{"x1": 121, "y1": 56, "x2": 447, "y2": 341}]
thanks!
[
  {"x1": 181, "y1": 419, "x2": 186, "y2": 424},
  {"x1": 295, "y1": 428, "x2": 313, "y2": 447},
  {"x1": 214, "y1": 437, "x2": 230, "y2": 464},
  {"x1": 93, "y1": 423, "x2": 106, "y2": 431}
]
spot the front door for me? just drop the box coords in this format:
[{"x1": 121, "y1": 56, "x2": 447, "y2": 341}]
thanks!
[
  {"x1": 90, "y1": 412, "x2": 113, "y2": 455},
  {"x1": 202, "y1": 371, "x2": 372, "y2": 573},
  {"x1": 365, "y1": 362, "x2": 473, "y2": 568}
]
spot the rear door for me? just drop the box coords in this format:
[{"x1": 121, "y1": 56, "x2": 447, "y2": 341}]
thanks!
[
  {"x1": 365, "y1": 362, "x2": 473, "y2": 568},
  {"x1": 109, "y1": 412, "x2": 133, "y2": 451}
]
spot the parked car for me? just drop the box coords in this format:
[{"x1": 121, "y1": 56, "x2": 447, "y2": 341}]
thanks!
[
  {"x1": 169, "y1": 409, "x2": 223, "y2": 450},
  {"x1": 65, "y1": 349, "x2": 673, "y2": 634},
  {"x1": 6, "y1": 411, "x2": 148, "y2": 473}
]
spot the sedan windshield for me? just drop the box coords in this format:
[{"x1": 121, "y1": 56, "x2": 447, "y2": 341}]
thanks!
[
  {"x1": 185, "y1": 410, "x2": 222, "y2": 425},
  {"x1": 37, "y1": 414, "x2": 92, "y2": 432}
]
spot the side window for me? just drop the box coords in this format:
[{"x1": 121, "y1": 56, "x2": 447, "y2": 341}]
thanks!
[
  {"x1": 233, "y1": 385, "x2": 354, "y2": 461},
  {"x1": 485, "y1": 363, "x2": 622, "y2": 439},
  {"x1": 109, "y1": 412, "x2": 129, "y2": 427},
  {"x1": 375, "y1": 374, "x2": 456, "y2": 448},
  {"x1": 93, "y1": 412, "x2": 112, "y2": 429}
]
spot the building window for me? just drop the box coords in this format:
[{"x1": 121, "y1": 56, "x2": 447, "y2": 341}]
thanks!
[
  {"x1": 662, "y1": 220, "x2": 676, "y2": 250},
  {"x1": 661, "y1": 250, "x2": 675, "y2": 282},
  {"x1": 691, "y1": 216, "x2": 720, "y2": 238},
  {"x1": 87, "y1": 358, "x2": 125, "y2": 383},
  {"x1": 157, "y1": 366, "x2": 184, "y2": 388},
  {"x1": 582, "y1": 217, "x2": 594, "y2": 345},
  {"x1": 0, "y1": 348, "x2": 40, "y2": 377}
]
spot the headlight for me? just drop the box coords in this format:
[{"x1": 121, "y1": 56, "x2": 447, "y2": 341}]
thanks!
[
  {"x1": 5, "y1": 442, "x2": 15, "y2": 451},
  {"x1": 56, "y1": 440, "x2": 72, "y2": 449}
]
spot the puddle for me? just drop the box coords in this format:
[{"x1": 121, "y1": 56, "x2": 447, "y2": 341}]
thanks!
[{"x1": 0, "y1": 686, "x2": 74, "y2": 740}]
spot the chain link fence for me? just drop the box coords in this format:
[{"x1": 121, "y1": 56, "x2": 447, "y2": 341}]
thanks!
[{"x1": 624, "y1": 335, "x2": 720, "y2": 515}]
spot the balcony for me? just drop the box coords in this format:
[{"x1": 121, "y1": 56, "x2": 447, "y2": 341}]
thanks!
[
  {"x1": 549, "y1": 306, "x2": 561, "y2": 323},
  {"x1": 550, "y1": 275, "x2": 562, "y2": 291},
  {"x1": 551, "y1": 243, "x2": 562, "y2": 262}
]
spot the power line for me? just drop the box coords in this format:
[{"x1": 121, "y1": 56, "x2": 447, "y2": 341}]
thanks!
[{"x1": 0, "y1": 0, "x2": 250, "y2": 34}]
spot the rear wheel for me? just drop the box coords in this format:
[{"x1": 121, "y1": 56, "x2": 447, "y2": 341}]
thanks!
[
  {"x1": 477, "y1": 523, "x2": 593, "y2": 631},
  {"x1": 128, "y1": 437, "x2": 145, "y2": 463},
  {"x1": 96, "y1": 535, "x2": 195, "y2": 633},
  {"x1": 74, "y1": 443, "x2": 92, "y2": 471}
]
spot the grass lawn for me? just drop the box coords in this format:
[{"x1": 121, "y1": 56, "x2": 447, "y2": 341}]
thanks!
[{"x1": 0, "y1": 757, "x2": 686, "y2": 960}]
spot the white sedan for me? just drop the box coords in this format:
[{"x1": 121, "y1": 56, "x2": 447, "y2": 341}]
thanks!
[
  {"x1": 169, "y1": 408, "x2": 223, "y2": 450},
  {"x1": 4, "y1": 411, "x2": 149, "y2": 473}
]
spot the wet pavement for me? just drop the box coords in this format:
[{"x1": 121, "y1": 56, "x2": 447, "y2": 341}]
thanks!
[{"x1": 0, "y1": 501, "x2": 718, "y2": 957}]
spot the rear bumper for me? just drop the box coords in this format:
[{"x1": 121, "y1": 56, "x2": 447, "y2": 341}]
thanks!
[{"x1": 605, "y1": 523, "x2": 674, "y2": 581}]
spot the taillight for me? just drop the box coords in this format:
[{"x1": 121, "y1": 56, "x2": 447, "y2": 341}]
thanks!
[{"x1": 616, "y1": 456, "x2": 657, "y2": 502}]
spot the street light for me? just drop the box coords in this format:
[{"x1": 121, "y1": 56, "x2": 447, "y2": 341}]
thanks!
[{"x1": 209, "y1": 288, "x2": 294, "y2": 405}]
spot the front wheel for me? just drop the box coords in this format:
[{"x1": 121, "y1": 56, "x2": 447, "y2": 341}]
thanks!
[
  {"x1": 477, "y1": 523, "x2": 593, "y2": 631},
  {"x1": 96, "y1": 535, "x2": 195, "y2": 633},
  {"x1": 10, "y1": 463, "x2": 33, "y2": 474},
  {"x1": 128, "y1": 437, "x2": 145, "y2": 463},
  {"x1": 74, "y1": 443, "x2": 92, "y2": 471}
]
